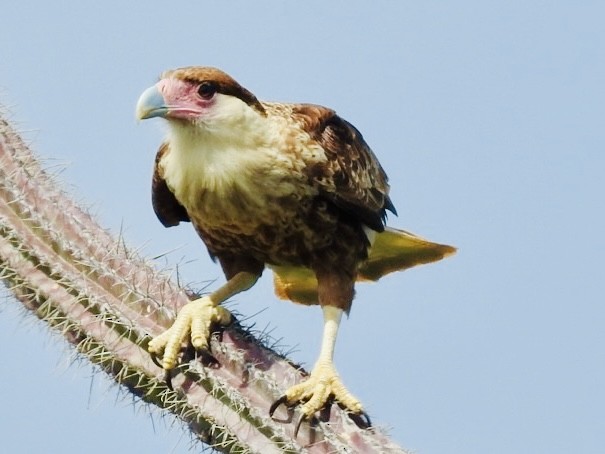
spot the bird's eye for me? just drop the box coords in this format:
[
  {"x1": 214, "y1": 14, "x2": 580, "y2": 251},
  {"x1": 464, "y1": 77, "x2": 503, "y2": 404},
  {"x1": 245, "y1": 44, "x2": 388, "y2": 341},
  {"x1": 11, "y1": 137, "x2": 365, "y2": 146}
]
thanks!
[{"x1": 197, "y1": 81, "x2": 217, "y2": 100}]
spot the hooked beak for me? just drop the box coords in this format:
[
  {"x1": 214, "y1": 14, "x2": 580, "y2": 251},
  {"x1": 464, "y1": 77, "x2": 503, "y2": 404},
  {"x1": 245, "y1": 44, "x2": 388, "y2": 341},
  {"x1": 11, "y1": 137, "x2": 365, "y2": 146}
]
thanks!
[{"x1": 136, "y1": 85, "x2": 168, "y2": 120}]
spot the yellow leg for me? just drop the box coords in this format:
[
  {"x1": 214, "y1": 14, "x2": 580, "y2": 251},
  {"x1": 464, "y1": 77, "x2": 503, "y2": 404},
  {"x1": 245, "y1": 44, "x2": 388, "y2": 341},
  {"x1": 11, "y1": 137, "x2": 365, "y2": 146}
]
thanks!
[
  {"x1": 148, "y1": 271, "x2": 258, "y2": 369},
  {"x1": 278, "y1": 306, "x2": 364, "y2": 417}
]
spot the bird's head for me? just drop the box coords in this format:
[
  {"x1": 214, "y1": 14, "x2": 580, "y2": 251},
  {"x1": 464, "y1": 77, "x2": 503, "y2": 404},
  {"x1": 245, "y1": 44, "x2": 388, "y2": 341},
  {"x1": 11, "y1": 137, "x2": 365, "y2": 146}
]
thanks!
[{"x1": 136, "y1": 67, "x2": 266, "y2": 131}]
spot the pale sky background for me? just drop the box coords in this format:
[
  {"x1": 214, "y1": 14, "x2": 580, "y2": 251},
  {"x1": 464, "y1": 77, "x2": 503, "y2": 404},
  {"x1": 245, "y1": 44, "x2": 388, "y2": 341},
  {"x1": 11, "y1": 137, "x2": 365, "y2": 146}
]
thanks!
[{"x1": 1, "y1": 2, "x2": 603, "y2": 453}]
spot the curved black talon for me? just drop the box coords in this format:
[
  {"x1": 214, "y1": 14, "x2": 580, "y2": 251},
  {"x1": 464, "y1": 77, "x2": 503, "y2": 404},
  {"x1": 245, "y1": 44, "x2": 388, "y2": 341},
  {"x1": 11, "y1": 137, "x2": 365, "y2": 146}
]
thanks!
[
  {"x1": 164, "y1": 368, "x2": 174, "y2": 391},
  {"x1": 294, "y1": 414, "x2": 305, "y2": 438},
  {"x1": 335, "y1": 401, "x2": 372, "y2": 428},
  {"x1": 294, "y1": 414, "x2": 318, "y2": 438},
  {"x1": 149, "y1": 351, "x2": 175, "y2": 390},
  {"x1": 269, "y1": 395, "x2": 289, "y2": 417},
  {"x1": 347, "y1": 410, "x2": 372, "y2": 429},
  {"x1": 150, "y1": 351, "x2": 163, "y2": 369}
]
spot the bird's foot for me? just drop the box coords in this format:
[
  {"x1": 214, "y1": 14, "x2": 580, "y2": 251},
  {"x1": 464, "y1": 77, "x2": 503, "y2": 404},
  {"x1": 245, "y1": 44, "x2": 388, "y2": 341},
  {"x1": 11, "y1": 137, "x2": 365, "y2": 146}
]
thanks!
[
  {"x1": 148, "y1": 296, "x2": 232, "y2": 370},
  {"x1": 270, "y1": 361, "x2": 371, "y2": 433}
]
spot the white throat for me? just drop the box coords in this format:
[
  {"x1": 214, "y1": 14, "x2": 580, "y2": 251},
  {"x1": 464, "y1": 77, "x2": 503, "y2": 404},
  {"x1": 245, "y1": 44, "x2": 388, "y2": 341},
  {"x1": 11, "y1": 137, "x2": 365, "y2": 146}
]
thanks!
[{"x1": 159, "y1": 95, "x2": 282, "y2": 212}]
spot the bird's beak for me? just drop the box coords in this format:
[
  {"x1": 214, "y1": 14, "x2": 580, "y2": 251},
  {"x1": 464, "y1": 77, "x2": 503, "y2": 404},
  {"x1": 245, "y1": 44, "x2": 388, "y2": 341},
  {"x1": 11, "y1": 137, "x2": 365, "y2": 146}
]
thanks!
[{"x1": 136, "y1": 85, "x2": 168, "y2": 120}]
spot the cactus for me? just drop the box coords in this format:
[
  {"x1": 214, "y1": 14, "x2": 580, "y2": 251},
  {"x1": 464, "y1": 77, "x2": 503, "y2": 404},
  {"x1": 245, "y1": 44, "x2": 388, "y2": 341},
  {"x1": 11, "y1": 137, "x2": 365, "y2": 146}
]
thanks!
[{"x1": 0, "y1": 110, "x2": 408, "y2": 453}]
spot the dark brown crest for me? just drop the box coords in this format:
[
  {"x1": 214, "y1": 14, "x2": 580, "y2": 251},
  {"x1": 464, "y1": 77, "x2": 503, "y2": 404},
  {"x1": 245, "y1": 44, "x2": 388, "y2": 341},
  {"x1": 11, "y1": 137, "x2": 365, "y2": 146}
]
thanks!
[{"x1": 163, "y1": 66, "x2": 266, "y2": 115}]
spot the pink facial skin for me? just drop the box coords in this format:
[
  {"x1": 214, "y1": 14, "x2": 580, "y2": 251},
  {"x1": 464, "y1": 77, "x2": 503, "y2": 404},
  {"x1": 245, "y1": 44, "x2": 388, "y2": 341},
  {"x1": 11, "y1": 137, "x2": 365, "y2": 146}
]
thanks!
[{"x1": 155, "y1": 78, "x2": 216, "y2": 120}]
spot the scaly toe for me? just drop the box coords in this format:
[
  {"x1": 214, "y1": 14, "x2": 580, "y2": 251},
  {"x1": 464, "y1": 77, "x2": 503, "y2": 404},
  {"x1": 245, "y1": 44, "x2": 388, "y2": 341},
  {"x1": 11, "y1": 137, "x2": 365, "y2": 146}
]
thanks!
[
  {"x1": 281, "y1": 362, "x2": 365, "y2": 421},
  {"x1": 148, "y1": 297, "x2": 232, "y2": 370}
]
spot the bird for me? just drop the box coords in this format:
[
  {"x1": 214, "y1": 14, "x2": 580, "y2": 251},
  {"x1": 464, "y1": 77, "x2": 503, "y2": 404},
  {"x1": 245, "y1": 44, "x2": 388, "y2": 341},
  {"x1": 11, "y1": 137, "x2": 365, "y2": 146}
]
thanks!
[{"x1": 136, "y1": 66, "x2": 455, "y2": 429}]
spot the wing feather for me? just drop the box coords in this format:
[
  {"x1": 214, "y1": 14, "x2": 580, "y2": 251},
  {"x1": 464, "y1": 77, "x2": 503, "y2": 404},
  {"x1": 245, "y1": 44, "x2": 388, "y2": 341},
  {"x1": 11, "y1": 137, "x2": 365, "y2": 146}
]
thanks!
[
  {"x1": 293, "y1": 104, "x2": 396, "y2": 231},
  {"x1": 151, "y1": 143, "x2": 190, "y2": 227}
]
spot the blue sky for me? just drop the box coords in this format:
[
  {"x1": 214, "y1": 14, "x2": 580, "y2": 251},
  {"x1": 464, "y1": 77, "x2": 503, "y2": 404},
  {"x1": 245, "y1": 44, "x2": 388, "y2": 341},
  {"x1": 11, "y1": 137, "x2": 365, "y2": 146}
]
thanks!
[{"x1": 1, "y1": 2, "x2": 603, "y2": 453}]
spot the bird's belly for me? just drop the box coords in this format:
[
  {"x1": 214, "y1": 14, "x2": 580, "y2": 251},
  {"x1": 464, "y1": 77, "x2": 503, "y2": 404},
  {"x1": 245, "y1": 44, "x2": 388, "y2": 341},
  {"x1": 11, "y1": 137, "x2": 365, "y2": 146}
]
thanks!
[{"x1": 189, "y1": 189, "x2": 342, "y2": 266}]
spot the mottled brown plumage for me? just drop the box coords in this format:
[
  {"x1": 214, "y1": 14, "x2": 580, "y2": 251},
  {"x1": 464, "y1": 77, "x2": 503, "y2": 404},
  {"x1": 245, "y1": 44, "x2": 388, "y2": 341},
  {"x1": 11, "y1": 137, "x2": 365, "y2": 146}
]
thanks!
[{"x1": 150, "y1": 68, "x2": 396, "y2": 311}]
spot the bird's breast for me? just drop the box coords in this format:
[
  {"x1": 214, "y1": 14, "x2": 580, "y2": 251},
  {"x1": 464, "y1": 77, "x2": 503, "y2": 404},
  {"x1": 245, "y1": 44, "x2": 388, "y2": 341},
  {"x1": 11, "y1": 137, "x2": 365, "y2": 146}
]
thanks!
[{"x1": 160, "y1": 140, "x2": 315, "y2": 234}]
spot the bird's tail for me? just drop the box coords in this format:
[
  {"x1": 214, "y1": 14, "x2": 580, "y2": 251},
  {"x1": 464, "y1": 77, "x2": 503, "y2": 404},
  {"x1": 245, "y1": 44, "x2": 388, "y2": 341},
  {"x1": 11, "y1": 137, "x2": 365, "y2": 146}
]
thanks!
[{"x1": 270, "y1": 227, "x2": 456, "y2": 305}]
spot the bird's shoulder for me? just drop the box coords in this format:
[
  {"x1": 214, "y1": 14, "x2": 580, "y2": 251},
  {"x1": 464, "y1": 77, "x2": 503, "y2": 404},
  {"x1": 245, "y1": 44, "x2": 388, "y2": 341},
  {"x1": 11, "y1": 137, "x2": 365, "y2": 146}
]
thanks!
[
  {"x1": 151, "y1": 143, "x2": 190, "y2": 227},
  {"x1": 277, "y1": 102, "x2": 397, "y2": 231}
]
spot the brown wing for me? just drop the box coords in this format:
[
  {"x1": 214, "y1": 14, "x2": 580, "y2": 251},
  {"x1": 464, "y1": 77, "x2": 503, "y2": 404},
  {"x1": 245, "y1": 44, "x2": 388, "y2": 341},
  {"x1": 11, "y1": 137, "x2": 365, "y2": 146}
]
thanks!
[
  {"x1": 293, "y1": 104, "x2": 396, "y2": 232},
  {"x1": 151, "y1": 143, "x2": 190, "y2": 227}
]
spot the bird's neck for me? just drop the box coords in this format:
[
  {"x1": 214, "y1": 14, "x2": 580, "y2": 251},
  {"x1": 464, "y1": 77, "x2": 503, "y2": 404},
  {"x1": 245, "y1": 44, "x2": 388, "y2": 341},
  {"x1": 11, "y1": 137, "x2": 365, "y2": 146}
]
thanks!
[{"x1": 161, "y1": 118, "x2": 278, "y2": 210}]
